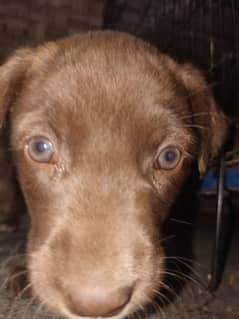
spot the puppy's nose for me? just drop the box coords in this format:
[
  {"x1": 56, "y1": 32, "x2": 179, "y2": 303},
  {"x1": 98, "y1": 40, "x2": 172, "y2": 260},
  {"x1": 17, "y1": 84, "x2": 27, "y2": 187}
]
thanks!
[{"x1": 66, "y1": 285, "x2": 133, "y2": 317}]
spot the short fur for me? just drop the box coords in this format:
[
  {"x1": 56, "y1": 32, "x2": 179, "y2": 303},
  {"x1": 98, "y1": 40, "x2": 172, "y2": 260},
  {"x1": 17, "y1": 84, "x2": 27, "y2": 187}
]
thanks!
[{"x1": 0, "y1": 31, "x2": 227, "y2": 319}]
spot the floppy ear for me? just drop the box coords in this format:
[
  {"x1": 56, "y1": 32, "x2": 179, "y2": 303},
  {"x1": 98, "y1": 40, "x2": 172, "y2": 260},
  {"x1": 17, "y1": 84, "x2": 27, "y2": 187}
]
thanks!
[
  {"x1": 179, "y1": 63, "x2": 228, "y2": 176},
  {"x1": 0, "y1": 48, "x2": 33, "y2": 128}
]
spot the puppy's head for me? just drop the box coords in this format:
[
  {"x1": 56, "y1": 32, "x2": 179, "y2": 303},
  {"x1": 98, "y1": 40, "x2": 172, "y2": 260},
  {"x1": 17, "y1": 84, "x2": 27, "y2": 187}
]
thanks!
[{"x1": 0, "y1": 32, "x2": 227, "y2": 318}]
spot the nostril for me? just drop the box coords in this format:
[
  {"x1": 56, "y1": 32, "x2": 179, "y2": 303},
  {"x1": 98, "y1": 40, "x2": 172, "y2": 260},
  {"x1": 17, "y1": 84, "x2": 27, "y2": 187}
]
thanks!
[
  {"x1": 65, "y1": 285, "x2": 133, "y2": 317},
  {"x1": 102, "y1": 286, "x2": 133, "y2": 317}
]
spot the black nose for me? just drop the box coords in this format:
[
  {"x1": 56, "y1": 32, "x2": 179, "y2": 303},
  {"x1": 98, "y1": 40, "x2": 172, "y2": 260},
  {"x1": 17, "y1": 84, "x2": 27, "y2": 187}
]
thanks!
[{"x1": 65, "y1": 284, "x2": 133, "y2": 317}]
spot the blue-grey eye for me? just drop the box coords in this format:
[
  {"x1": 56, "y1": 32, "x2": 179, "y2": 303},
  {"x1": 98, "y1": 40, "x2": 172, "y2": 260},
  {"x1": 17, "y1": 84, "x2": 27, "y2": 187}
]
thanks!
[
  {"x1": 27, "y1": 136, "x2": 54, "y2": 163},
  {"x1": 155, "y1": 147, "x2": 181, "y2": 170}
]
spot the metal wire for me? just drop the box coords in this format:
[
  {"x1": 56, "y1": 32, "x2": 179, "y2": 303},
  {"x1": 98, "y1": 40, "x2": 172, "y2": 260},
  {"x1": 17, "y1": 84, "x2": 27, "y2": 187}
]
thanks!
[
  {"x1": 104, "y1": 0, "x2": 239, "y2": 116},
  {"x1": 208, "y1": 154, "x2": 225, "y2": 291}
]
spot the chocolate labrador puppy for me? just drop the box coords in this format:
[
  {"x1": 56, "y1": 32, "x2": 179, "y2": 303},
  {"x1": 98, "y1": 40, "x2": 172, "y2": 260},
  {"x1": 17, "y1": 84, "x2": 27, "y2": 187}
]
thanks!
[{"x1": 0, "y1": 31, "x2": 227, "y2": 319}]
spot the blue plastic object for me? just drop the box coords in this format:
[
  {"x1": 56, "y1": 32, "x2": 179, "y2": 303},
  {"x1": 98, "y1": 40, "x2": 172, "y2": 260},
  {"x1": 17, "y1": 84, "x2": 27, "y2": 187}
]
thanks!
[{"x1": 201, "y1": 167, "x2": 239, "y2": 190}]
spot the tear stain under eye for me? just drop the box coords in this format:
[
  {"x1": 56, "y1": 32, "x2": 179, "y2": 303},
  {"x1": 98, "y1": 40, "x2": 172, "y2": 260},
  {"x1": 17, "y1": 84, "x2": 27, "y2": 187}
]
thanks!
[{"x1": 52, "y1": 162, "x2": 65, "y2": 181}]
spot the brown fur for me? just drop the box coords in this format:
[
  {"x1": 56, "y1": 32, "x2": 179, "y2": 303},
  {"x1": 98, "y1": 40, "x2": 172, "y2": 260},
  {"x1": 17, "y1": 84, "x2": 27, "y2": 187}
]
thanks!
[{"x1": 0, "y1": 31, "x2": 227, "y2": 318}]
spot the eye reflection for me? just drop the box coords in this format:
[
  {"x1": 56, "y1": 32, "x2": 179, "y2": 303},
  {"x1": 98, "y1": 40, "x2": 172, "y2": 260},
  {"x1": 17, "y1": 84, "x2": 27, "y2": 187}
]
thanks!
[
  {"x1": 155, "y1": 147, "x2": 181, "y2": 170},
  {"x1": 27, "y1": 136, "x2": 54, "y2": 163}
]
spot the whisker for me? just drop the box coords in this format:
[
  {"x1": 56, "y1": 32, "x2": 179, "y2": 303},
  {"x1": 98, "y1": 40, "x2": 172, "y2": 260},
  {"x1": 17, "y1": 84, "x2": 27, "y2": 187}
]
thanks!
[
  {"x1": 159, "y1": 234, "x2": 176, "y2": 243},
  {"x1": 1, "y1": 269, "x2": 28, "y2": 291},
  {"x1": 152, "y1": 285, "x2": 179, "y2": 315},
  {"x1": 169, "y1": 218, "x2": 192, "y2": 225},
  {"x1": 183, "y1": 124, "x2": 208, "y2": 130},
  {"x1": 161, "y1": 256, "x2": 205, "y2": 270},
  {"x1": 160, "y1": 255, "x2": 208, "y2": 287},
  {"x1": 0, "y1": 252, "x2": 27, "y2": 271},
  {"x1": 151, "y1": 299, "x2": 167, "y2": 318},
  {"x1": 153, "y1": 284, "x2": 177, "y2": 304},
  {"x1": 162, "y1": 269, "x2": 205, "y2": 289},
  {"x1": 17, "y1": 282, "x2": 32, "y2": 300},
  {"x1": 179, "y1": 111, "x2": 221, "y2": 121},
  {"x1": 22, "y1": 296, "x2": 38, "y2": 319},
  {"x1": 33, "y1": 301, "x2": 47, "y2": 319},
  {"x1": 6, "y1": 300, "x2": 18, "y2": 319}
]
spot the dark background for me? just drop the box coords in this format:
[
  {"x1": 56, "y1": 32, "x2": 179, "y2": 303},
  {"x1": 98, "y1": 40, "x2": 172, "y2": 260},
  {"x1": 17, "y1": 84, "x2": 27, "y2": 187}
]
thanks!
[
  {"x1": 104, "y1": 0, "x2": 239, "y2": 118},
  {"x1": 0, "y1": 0, "x2": 238, "y2": 117}
]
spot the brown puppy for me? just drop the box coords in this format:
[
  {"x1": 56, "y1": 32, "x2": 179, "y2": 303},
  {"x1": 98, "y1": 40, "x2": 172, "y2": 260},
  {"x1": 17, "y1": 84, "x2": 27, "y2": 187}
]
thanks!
[{"x1": 0, "y1": 31, "x2": 227, "y2": 319}]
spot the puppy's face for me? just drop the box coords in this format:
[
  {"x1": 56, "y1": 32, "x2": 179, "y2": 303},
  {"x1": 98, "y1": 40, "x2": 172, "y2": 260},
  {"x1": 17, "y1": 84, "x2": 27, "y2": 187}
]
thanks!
[{"x1": 0, "y1": 32, "x2": 227, "y2": 318}]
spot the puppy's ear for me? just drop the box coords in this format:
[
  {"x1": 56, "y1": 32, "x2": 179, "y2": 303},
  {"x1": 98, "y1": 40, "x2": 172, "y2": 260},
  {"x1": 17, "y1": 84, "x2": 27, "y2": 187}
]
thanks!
[
  {"x1": 0, "y1": 48, "x2": 33, "y2": 127},
  {"x1": 179, "y1": 63, "x2": 228, "y2": 176}
]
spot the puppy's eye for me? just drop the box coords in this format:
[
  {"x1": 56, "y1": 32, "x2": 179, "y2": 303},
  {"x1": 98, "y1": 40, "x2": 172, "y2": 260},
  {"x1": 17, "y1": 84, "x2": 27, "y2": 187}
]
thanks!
[
  {"x1": 154, "y1": 147, "x2": 181, "y2": 170},
  {"x1": 27, "y1": 136, "x2": 54, "y2": 163}
]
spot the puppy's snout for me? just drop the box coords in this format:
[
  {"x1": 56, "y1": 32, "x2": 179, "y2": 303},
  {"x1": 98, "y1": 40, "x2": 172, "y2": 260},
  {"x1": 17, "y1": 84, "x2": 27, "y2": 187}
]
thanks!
[{"x1": 65, "y1": 284, "x2": 133, "y2": 317}]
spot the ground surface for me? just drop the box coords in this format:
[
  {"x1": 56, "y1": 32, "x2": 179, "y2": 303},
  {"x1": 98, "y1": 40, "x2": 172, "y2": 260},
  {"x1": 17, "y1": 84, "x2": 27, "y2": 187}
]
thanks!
[{"x1": 0, "y1": 198, "x2": 238, "y2": 319}]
